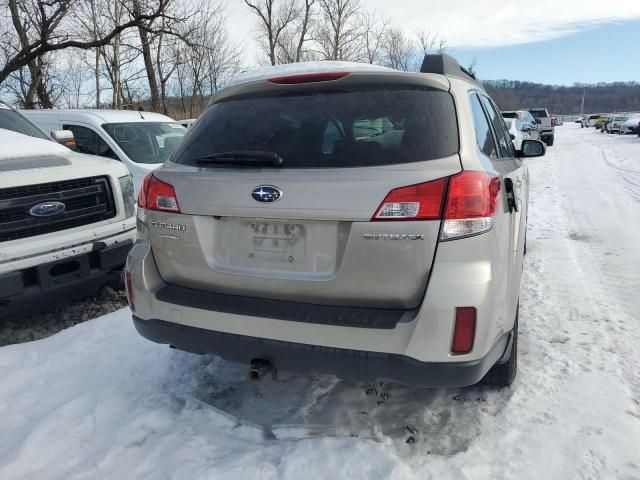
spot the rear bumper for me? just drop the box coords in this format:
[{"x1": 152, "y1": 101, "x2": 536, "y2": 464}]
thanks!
[
  {"x1": 0, "y1": 238, "x2": 133, "y2": 319},
  {"x1": 133, "y1": 315, "x2": 511, "y2": 387}
]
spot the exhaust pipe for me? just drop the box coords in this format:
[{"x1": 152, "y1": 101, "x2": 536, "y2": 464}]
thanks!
[{"x1": 249, "y1": 358, "x2": 275, "y2": 381}]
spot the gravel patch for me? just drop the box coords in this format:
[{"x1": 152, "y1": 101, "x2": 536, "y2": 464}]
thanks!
[{"x1": 0, "y1": 284, "x2": 128, "y2": 346}]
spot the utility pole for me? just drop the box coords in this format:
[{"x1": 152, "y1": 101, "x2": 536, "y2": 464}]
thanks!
[{"x1": 580, "y1": 89, "x2": 585, "y2": 116}]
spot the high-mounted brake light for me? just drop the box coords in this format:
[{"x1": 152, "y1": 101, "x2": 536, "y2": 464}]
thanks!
[
  {"x1": 372, "y1": 178, "x2": 448, "y2": 221},
  {"x1": 440, "y1": 171, "x2": 500, "y2": 240},
  {"x1": 137, "y1": 173, "x2": 180, "y2": 213},
  {"x1": 267, "y1": 72, "x2": 349, "y2": 84}
]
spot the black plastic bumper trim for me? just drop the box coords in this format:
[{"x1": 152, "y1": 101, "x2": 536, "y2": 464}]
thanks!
[
  {"x1": 155, "y1": 284, "x2": 414, "y2": 330},
  {"x1": 132, "y1": 316, "x2": 509, "y2": 387}
]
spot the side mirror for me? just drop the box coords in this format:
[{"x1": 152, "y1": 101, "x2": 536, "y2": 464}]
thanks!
[
  {"x1": 534, "y1": 118, "x2": 542, "y2": 124},
  {"x1": 509, "y1": 133, "x2": 516, "y2": 140},
  {"x1": 517, "y1": 139, "x2": 545, "y2": 158},
  {"x1": 51, "y1": 130, "x2": 76, "y2": 150}
]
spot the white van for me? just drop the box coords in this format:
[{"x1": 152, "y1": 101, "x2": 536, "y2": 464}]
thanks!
[{"x1": 21, "y1": 109, "x2": 187, "y2": 191}]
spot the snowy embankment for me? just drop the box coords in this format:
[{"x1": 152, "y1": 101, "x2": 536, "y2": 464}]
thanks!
[{"x1": 1, "y1": 126, "x2": 639, "y2": 480}]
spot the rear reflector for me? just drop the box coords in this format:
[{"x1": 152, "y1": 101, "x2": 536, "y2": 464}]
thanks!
[
  {"x1": 138, "y1": 173, "x2": 180, "y2": 213},
  {"x1": 441, "y1": 171, "x2": 500, "y2": 240},
  {"x1": 452, "y1": 307, "x2": 476, "y2": 354},
  {"x1": 124, "y1": 271, "x2": 134, "y2": 310},
  {"x1": 267, "y1": 72, "x2": 349, "y2": 84},
  {"x1": 372, "y1": 177, "x2": 448, "y2": 221}
]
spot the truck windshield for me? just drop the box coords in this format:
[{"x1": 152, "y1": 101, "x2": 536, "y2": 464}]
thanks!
[
  {"x1": 103, "y1": 122, "x2": 186, "y2": 164},
  {"x1": 0, "y1": 106, "x2": 50, "y2": 140}
]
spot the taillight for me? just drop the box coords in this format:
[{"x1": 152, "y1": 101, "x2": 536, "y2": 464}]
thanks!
[
  {"x1": 267, "y1": 72, "x2": 349, "y2": 84},
  {"x1": 137, "y1": 173, "x2": 180, "y2": 213},
  {"x1": 440, "y1": 171, "x2": 500, "y2": 240},
  {"x1": 452, "y1": 307, "x2": 476, "y2": 354},
  {"x1": 372, "y1": 178, "x2": 448, "y2": 221},
  {"x1": 137, "y1": 173, "x2": 151, "y2": 209}
]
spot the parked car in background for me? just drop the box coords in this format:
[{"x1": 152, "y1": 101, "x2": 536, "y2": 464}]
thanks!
[
  {"x1": 594, "y1": 115, "x2": 609, "y2": 131},
  {"x1": 601, "y1": 114, "x2": 615, "y2": 133},
  {"x1": 605, "y1": 115, "x2": 628, "y2": 134},
  {"x1": 529, "y1": 108, "x2": 554, "y2": 145},
  {"x1": 22, "y1": 109, "x2": 187, "y2": 192},
  {"x1": 0, "y1": 128, "x2": 136, "y2": 319},
  {"x1": 583, "y1": 114, "x2": 601, "y2": 128},
  {"x1": 502, "y1": 110, "x2": 540, "y2": 140},
  {"x1": 620, "y1": 114, "x2": 640, "y2": 134},
  {"x1": 127, "y1": 55, "x2": 546, "y2": 389},
  {"x1": 0, "y1": 102, "x2": 76, "y2": 148},
  {"x1": 504, "y1": 117, "x2": 530, "y2": 150}
]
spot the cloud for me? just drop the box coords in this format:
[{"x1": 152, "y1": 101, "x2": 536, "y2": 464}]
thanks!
[
  {"x1": 228, "y1": 0, "x2": 640, "y2": 53},
  {"x1": 362, "y1": 0, "x2": 640, "y2": 48}
]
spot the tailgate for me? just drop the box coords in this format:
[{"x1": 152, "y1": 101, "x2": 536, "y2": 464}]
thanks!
[{"x1": 150, "y1": 157, "x2": 460, "y2": 309}]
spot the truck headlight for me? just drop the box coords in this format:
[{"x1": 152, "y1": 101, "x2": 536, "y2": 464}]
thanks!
[{"x1": 118, "y1": 175, "x2": 135, "y2": 218}]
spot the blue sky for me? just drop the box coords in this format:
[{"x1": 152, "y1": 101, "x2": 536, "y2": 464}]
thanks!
[
  {"x1": 228, "y1": 1, "x2": 640, "y2": 86},
  {"x1": 451, "y1": 21, "x2": 640, "y2": 85}
]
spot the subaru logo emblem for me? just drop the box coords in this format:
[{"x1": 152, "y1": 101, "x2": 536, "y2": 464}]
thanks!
[
  {"x1": 29, "y1": 201, "x2": 66, "y2": 217},
  {"x1": 251, "y1": 185, "x2": 283, "y2": 203}
]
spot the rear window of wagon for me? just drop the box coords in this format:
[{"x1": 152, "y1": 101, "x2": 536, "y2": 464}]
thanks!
[{"x1": 172, "y1": 87, "x2": 459, "y2": 168}]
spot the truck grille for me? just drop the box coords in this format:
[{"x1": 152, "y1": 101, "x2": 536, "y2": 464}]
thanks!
[{"x1": 0, "y1": 177, "x2": 116, "y2": 242}]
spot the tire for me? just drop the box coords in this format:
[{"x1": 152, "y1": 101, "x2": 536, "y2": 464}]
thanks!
[
  {"x1": 482, "y1": 307, "x2": 518, "y2": 387},
  {"x1": 545, "y1": 135, "x2": 554, "y2": 146}
]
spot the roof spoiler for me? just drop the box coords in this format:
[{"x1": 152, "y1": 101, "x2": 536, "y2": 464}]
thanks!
[{"x1": 420, "y1": 54, "x2": 481, "y2": 85}]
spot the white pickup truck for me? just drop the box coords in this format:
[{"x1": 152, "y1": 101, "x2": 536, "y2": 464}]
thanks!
[{"x1": 0, "y1": 118, "x2": 136, "y2": 319}]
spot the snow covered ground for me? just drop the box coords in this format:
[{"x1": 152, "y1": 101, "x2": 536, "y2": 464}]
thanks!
[{"x1": 1, "y1": 125, "x2": 639, "y2": 480}]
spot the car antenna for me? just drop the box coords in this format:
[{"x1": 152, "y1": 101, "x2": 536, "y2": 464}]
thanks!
[{"x1": 137, "y1": 106, "x2": 145, "y2": 120}]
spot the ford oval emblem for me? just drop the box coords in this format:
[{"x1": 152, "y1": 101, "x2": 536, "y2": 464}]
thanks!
[
  {"x1": 251, "y1": 185, "x2": 283, "y2": 203},
  {"x1": 29, "y1": 201, "x2": 66, "y2": 217}
]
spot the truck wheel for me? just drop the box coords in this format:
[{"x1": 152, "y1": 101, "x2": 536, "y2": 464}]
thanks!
[
  {"x1": 545, "y1": 135, "x2": 554, "y2": 146},
  {"x1": 482, "y1": 307, "x2": 518, "y2": 387}
]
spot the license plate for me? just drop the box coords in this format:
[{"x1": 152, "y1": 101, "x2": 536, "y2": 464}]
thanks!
[{"x1": 249, "y1": 222, "x2": 304, "y2": 262}]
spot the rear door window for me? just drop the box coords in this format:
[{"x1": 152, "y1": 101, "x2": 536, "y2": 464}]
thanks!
[
  {"x1": 479, "y1": 95, "x2": 515, "y2": 158},
  {"x1": 469, "y1": 93, "x2": 498, "y2": 158},
  {"x1": 173, "y1": 87, "x2": 459, "y2": 168}
]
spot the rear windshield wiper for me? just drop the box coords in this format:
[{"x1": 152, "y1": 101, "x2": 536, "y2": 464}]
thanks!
[{"x1": 194, "y1": 151, "x2": 284, "y2": 167}]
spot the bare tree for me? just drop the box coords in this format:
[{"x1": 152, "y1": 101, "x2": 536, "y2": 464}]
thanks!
[
  {"x1": 173, "y1": 2, "x2": 241, "y2": 117},
  {"x1": 244, "y1": 0, "x2": 298, "y2": 66},
  {"x1": 0, "y1": 0, "x2": 174, "y2": 87},
  {"x1": 467, "y1": 57, "x2": 478, "y2": 77},
  {"x1": 315, "y1": 0, "x2": 364, "y2": 61},
  {"x1": 362, "y1": 10, "x2": 387, "y2": 64},
  {"x1": 60, "y1": 52, "x2": 89, "y2": 108},
  {"x1": 381, "y1": 27, "x2": 413, "y2": 71},
  {"x1": 416, "y1": 29, "x2": 446, "y2": 56}
]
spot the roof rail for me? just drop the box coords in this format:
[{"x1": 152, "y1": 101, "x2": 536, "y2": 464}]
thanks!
[{"x1": 420, "y1": 54, "x2": 481, "y2": 85}]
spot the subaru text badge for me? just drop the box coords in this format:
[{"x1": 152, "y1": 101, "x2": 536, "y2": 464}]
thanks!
[
  {"x1": 251, "y1": 185, "x2": 283, "y2": 203},
  {"x1": 29, "y1": 201, "x2": 66, "y2": 217}
]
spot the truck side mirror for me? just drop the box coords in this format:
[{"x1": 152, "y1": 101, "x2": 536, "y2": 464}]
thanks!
[{"x1": 51, "y1": 130, "x2": 76, "y2": 150}]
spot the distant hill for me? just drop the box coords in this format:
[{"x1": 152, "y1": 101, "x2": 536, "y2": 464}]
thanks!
[{"x1": 483, "y1": 80, "x2": 640, "y2": 115}]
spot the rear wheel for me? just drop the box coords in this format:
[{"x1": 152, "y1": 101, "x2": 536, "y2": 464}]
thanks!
[
  {"x1": 545, "y1": 135, "x2": 554, "y2": 146},
  {"x1": 482, "y1": 307, "x2": 518, "y2": 387}
]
